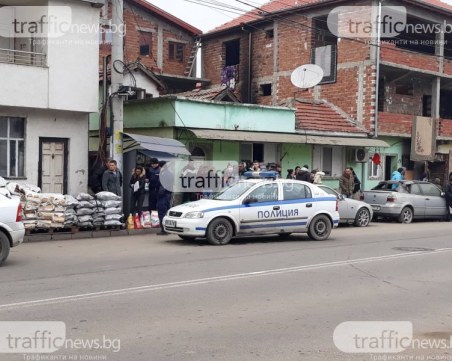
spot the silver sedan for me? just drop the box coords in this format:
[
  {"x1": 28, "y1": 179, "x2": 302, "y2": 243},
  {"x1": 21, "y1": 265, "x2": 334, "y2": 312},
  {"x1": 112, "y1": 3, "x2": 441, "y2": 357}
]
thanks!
[{"x1": 317, "y1": 185, "x2": 373, "y2": 227}]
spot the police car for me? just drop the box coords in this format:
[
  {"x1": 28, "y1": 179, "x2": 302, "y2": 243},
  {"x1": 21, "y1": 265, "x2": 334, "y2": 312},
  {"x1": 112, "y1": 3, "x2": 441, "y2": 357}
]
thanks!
[{"x1": 163, "y1": 179, "x2": 339, "y2": 245}]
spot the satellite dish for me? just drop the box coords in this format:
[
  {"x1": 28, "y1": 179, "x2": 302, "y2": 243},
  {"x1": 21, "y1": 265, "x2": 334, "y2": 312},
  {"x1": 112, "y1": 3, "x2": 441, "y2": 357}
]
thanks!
[{"x1": 290, "y1": 64, "x2": 324, "y2": 88}]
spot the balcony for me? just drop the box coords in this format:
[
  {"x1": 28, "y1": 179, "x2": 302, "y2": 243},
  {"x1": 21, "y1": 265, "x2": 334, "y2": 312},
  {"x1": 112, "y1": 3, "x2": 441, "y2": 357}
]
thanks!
[{"x1": 0, "y1": 48, "x2": 47, "y2": 67}]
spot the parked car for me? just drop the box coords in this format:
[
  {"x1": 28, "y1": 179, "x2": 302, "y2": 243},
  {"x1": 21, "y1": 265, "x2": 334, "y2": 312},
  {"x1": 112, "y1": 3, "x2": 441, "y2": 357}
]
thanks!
[
  {"x1": 163, "y1": 179, "x2": 339, "y2": 245},
  {"x1": 0, "y1": 194, "x2": 24, "y2": 265},
  {"x1": 316, "y1": 185, "x2": 373, "y2": 227},
  {"x1": 361, "y1": 180, "x2": 450, "y2": 223}
]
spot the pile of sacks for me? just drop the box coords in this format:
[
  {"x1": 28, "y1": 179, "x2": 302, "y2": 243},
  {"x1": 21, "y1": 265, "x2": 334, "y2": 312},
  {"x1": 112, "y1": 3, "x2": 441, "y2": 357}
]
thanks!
[
  {"x1": 75, "y1": 192, "x2": 123, "y2": 228},
  {"x1": 1, "y1": 179, "x2": 124, "y2": 229},
  {"x1": 96, "y1": 192, "x2": 123, "y2": 227}
]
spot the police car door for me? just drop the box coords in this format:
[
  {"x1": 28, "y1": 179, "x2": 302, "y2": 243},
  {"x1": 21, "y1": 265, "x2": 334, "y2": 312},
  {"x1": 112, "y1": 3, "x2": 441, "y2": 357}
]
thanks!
[
  {"x1": 280, "y1": 182, "x2": 315, "y2": 232},
  {"x1": 239, "y1": 182, "x2": 280, "y2": 234}
]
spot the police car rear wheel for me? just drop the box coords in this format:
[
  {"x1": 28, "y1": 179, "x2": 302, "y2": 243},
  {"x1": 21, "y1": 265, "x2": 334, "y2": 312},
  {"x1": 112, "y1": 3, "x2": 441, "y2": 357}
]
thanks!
[
  {"x1": 308, "y1": 215, "x2": 332, "y2": 241},
  {"x1": 206, "y1": 218, "x2": 233, "y2": 245}
]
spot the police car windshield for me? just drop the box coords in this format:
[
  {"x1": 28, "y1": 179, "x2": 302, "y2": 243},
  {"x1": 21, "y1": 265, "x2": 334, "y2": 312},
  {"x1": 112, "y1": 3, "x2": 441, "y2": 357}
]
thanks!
[{"x1": 213, "y1": 182, "x2": 256, "y2": 201}]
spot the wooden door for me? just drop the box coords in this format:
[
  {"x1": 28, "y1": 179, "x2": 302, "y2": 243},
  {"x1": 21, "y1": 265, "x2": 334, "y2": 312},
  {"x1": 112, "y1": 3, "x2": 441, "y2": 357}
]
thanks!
[{"x1": 39, "y1": 138, "x2": 68, "y2": 194}]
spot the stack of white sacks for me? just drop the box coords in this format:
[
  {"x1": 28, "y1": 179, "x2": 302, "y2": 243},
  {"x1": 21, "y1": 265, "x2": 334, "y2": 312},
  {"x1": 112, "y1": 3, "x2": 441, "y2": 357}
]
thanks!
[
  {"x1": 96, "y1": 191, "x2": 123, "y2": 226},
  {"x1": 63, "y1": 195, "x2": 79, "y2": 227},
  {"x1": 1, "y1": 181, "x2": 124, "y2": 229}
]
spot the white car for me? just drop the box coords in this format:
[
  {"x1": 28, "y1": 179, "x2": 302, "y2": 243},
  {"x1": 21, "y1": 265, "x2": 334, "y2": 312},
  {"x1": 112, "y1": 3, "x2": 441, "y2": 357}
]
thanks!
[
  {"x1": 163, "y1": 179, "x2": 340, "y2": 245},
  {"x1": 317, "y1": 185, "x2": 373, "y2": 227},
  {"x1": 0, "y1": 194, "x2": 24, "y2": 265}
]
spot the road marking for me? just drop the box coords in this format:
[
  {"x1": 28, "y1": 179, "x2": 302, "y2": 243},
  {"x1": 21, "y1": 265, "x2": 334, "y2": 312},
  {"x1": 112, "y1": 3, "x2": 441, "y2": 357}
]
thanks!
[{"x1": 2, "y1": 248, "x2": 452, "y2": 311}]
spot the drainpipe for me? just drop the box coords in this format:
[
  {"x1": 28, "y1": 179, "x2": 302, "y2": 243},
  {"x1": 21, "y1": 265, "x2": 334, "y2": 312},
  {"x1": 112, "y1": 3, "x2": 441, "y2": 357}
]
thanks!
[
  {"x1": 248, "y1": 30, "x2": 252, "y2": 103},
  {"x1": 242, "y1": 26, "x2": 252, "y2": 103},
  {"x1": 373, "y1": 0, "x2": 382, "y2": 138},
  {"x1": 102, "y1": 55, "x2": 111, "y2": 106}
]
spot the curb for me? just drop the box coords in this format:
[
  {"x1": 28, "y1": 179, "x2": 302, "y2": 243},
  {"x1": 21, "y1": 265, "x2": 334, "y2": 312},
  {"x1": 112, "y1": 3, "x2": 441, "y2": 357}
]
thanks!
[{"x1": 24, "y1": 227, "x2": 161, "y2": 242}]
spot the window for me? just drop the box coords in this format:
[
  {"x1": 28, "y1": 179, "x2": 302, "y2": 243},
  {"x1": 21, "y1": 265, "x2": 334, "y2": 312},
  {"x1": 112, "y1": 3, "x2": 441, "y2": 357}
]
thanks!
[
  {"x1": 265, "y1": 29, "x2": 274, "y2": 39},
  {"x1": 283, "y1": 183, "x2": 312, "y2": 200},
  {"x1": 169, "y1": 42, "x2": 184, "y2": 62},
  {"x1": 0, "y1": 117, "x2": 25, "y2": 178},
  {"x1": 311, "y1": 45, "x2": 337, "y2": 84},
  {"x1": 240, "y1": 143, "x2": 264, "y2": 163},
  {"x1": 368, "y1": 157, "x2": 383, "y2": 180},
  {"x1": 418, "y1": 183, "x2": 441, "y2": 197},
  {"x1": 224, "y1": 39, "x2": 240, "y2": 66},
  {"x1": 312, "y1": 145, "x2": 343, "y2": 177},
  {"x1": 260, "y1": 84, "x2": 272, "y2": 96},
  {"x1": 245, "y1": 183, "x2": 278, "y2": 203},
  {"x1": 311, "y1": 16, "x2": 337, "y2": 84},
  {"x1": 139, "y1": 31, "x2": 152, "y2": 56}
]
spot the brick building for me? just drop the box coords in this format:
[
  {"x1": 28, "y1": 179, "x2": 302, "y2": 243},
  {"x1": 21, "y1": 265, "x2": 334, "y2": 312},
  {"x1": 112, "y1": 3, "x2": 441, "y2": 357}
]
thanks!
[
  {"x1": 99, "y1": 0, "x2": 204, "y2": 93},
  {"x1": 200, "y1": 0, "x2": 452, "y2": 185}
]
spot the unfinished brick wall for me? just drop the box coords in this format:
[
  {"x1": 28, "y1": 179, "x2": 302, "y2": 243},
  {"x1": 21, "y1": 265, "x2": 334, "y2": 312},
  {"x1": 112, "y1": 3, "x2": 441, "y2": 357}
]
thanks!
[{"x1": 99, "y1": 0, "x2": 196, "y2": 75}]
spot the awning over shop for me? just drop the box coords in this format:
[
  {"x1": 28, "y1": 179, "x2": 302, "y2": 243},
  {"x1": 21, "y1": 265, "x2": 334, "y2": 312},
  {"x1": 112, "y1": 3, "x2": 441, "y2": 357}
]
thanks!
[
  {"x1": 123, "y1": 133, "x2": 191, "y2": 155},
  {"x1": 187, "y1": 128, "x2": 390, "y2": 147}
]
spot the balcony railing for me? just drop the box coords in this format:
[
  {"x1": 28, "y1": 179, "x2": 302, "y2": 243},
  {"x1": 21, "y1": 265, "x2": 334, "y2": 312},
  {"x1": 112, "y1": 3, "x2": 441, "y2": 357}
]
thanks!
[{"x1": 0, "y1": 48, "x2": 47, "y2": 67}]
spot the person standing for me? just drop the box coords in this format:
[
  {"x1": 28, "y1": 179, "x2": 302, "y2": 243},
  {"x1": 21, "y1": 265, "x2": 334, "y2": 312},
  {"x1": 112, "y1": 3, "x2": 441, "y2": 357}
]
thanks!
[
  {"x1": 445, "y1": 172, "x2": 452, "y2": 222},
  {"x1": 157, "y1": 161, "x2": 172, "y2": 235},
  {"x1": 146, "y1": 158, "x2": 160, "y2": 211},
  {"x1": 286, "y1": 169, "x2": 294, "y2": 179},
  {"x1": 391, "y1": 167, "x2": 404, "y2": 190},
  {"x1": 102, "y1": 160, "x2": 122, "y2": 196},
  {"x1": 296, "y1": 165, "x2": 311, "y2": 182},
  {"x1": 339, "y1": 168, "x2": 354, "y2": 198},
  {"x1": 129, "y1": 166, "x2": 146, "y2": 216},
  {"x1": 349, "y1": 167, "x2": 361, "y2": 200}
]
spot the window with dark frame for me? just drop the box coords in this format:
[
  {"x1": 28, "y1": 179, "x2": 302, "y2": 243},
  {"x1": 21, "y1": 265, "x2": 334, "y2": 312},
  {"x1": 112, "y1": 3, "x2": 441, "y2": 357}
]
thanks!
[
  {"x1": 311, "y1": 16, "x2": 338, "y2": 84},
  {"x1": 139, "y1": 31, "x2": 152, "y2": 56},
  {"x1": 169, "y1": 42, "x2": 184, "y2": 62},
  {"x1": 0, "y1": 117, "x2": 25, "y2": 178}
]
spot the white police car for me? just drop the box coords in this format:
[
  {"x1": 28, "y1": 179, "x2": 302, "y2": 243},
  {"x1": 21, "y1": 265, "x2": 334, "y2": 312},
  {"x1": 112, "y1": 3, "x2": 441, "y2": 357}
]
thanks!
[{"x1": 163, "y1": 179, "x2": 339, "y2": 245}]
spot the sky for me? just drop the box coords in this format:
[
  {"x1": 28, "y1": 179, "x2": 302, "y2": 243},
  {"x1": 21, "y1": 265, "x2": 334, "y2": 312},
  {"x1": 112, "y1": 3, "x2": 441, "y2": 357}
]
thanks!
[
  {"x1": 147, "y1": 0, "x2": 452, "y2": 33},
  {"x1": 147, "y1": 0, "x2": 269, "y2": 32}
]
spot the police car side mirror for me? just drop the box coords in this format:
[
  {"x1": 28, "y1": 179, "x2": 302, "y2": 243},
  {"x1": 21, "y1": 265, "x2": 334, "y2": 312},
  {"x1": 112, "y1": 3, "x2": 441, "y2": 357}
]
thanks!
[
  {"x1": 338, "y1": 194, "x2": 345, "y2": 201},
  {"x1": 243, "y1": 197, "x2": 258, "y2": 205}
]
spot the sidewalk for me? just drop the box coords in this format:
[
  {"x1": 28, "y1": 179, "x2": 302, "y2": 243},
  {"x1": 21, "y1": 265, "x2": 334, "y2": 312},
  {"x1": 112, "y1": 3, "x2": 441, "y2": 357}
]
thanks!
[{"x1": 24, "y1": 227, "x2": 161, "y2": 242}]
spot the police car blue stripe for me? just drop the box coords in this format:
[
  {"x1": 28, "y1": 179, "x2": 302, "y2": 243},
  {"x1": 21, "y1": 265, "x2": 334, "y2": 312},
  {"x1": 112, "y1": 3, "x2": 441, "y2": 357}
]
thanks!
[
  {"x1": 195, "y1": 227, "x2": 206, "y2": 231},
  {"x1": 240, "y1": 221, "x2": 307, "y2": 230},
  {"x1": 203, "y1": 197, "x2": 336, "y2": 213}
]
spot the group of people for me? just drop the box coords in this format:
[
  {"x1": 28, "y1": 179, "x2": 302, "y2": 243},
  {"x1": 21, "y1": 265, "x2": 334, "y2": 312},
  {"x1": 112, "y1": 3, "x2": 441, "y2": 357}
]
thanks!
[
  {"x1": 91, "y1": 158, "x2": 171, "y2": 235},
  {"x1": 286, "y1": 165, "x2": 326, "y2": 185}
]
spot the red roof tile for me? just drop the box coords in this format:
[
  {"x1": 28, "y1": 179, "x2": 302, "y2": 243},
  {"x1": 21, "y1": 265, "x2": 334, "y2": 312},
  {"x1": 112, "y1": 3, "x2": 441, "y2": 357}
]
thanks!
[
  {"x1": 295, "y1": 100, "x2": 365, "y2": 133},
  {"x1": 209, "y1": 0, "x2": 452, "y2": 34}
]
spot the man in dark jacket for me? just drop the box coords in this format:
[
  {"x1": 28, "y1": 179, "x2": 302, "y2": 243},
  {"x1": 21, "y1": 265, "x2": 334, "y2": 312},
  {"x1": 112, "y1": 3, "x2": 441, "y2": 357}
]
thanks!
[
  {"x1": 146, "y1": 158, "x2": 160, "y2": 211},
  {"x1": 102, "y1": 160, "x2": 122, "y2": 196},
  {"x1": 296, "y1": 165, "x2": 311, "y2": 182}
]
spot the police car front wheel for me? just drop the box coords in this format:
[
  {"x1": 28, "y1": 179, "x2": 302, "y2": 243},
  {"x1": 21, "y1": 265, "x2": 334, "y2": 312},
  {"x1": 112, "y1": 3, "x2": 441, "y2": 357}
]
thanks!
[
  {"x1": 308, "y1": 215, "x2": 332, "y2": 241},
  {"x1": 206, "y1": 217, "x2": 233, "y2": 246}
]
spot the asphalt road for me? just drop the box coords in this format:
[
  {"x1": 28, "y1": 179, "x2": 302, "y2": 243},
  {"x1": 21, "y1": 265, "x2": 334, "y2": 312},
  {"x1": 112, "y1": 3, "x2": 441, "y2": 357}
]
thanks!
[{"x1": 1, "y1": 221, "x2": 452, "y2": 361}]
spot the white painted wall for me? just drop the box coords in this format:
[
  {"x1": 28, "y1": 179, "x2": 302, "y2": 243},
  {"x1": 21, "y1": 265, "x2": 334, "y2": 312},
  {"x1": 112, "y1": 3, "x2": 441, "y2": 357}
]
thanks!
[
  {"x1": 0, "y1": 107, "x2": 89, "y2": 195},
  {"x1": 125, "y1": 72, "x2": 160, "y2": 98},
  {"x1": 1, "y1": 64, "x2": 50, "y2": 108},
  {"x1": 47, "y1": 0, "x2": 100, "y2": 112},
  {"x1": 0, "y1": 0, "x2": 100, "y2": 113}
]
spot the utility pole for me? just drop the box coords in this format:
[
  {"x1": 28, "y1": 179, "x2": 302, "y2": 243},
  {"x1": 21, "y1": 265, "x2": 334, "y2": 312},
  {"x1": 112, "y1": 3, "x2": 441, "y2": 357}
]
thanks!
[{"x1": 111, "y1": 0, "x2": 124, "y2": 173}]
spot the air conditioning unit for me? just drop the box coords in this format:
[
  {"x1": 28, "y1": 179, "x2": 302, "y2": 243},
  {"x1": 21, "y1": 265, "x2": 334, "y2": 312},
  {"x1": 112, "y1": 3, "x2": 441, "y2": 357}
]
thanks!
[{"x1": 354, "y1": 148, "x2": 368, "y2": 162}]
